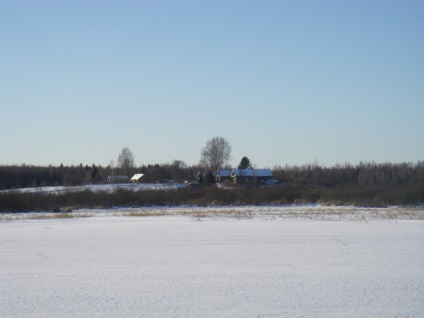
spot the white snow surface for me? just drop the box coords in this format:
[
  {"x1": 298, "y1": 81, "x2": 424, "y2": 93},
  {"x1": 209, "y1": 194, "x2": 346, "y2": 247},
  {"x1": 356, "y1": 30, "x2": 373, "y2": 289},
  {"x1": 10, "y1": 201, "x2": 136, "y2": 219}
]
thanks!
[
  {"x1": 0, "y1": 183, "x2": 186, "y2": 194},
  {"x1": 1, "y1": 208, "x2": 423, "y2": 317}
]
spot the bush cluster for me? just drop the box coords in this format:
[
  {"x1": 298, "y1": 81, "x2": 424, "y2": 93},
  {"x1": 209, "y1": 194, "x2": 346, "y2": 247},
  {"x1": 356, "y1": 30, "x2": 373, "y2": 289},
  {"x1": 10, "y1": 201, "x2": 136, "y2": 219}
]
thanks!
[{"x1": 1, "y1": 183, "x2": 423, "y2": 213}]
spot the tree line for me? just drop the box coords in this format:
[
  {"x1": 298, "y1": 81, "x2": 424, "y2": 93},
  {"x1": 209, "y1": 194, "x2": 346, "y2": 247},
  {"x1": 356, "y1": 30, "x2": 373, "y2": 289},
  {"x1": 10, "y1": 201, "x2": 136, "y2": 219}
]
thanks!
[
  {"x1": 0, "y1": 136, "x2": 423, "y2": 209},
  {"x1": 1, "y1": 161, "x2": 423, "y2": 211},
  {"x1": 0, "y1": 161, "x2": 423, "y2": 190},
  {"x1": 273, "y1": 161, "x2": 424, "y2": 187}
]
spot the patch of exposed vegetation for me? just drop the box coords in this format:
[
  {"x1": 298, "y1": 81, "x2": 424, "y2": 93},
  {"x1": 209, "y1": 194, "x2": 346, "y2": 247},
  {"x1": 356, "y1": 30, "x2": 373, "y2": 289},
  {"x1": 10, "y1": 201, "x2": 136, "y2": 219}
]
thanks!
[{"x1": 0, "y1": 183, "x2": 423, "y2": 213}]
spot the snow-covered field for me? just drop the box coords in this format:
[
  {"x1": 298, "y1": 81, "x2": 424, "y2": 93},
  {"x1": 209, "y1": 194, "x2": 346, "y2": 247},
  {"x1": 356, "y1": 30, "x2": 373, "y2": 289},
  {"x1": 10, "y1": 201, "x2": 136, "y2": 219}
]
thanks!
[
  {"x1": 1, "y1": 207, "x2": 423, "y2": 317},
  {"x1": 0, "y1": 183, "x2": 187, "y2": 195}
]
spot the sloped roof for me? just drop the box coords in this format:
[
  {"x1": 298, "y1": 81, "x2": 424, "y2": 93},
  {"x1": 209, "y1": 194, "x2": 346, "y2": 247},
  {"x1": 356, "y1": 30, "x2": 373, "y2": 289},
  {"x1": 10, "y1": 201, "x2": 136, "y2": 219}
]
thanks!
[
  {"x1": 217, "y1": 170, "x2": 232, "y2": 177},
  {"x1": 107, "y1": 176, "x2": 129, "y2": 183},
  {"x1": 231, "y1": 169, "x2": 272, "y2": 177},
  {"x1": 107, "y1": 176, "x2": 128, "y2": 180},
  {"x1": 130, "y1": 173, "x2": 144, "y2": 181}
]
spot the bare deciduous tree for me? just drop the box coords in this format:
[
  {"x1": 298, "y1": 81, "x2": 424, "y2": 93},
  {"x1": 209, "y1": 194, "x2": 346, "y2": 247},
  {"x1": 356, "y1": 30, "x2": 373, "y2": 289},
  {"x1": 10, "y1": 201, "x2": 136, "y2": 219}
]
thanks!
[
  {"x1": 199, "y1": 136, "x2": 232, "y2": 171},
  {"x1": 117, "y1": 147, "x2": 135, "y2": 175}
]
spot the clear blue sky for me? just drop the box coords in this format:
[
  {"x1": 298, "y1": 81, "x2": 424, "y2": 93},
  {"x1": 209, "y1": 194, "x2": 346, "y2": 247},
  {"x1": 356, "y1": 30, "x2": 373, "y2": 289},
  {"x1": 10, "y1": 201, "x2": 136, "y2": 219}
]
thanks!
[{"x1": 1, "y1": 0, "x2": 423, "y2": 168}]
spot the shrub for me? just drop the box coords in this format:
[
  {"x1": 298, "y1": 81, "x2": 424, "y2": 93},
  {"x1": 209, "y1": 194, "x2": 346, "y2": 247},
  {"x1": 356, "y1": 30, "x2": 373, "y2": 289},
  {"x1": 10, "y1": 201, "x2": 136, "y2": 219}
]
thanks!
[{"x1": 1, "y1": 183, "x2": 423, "y2": 213}]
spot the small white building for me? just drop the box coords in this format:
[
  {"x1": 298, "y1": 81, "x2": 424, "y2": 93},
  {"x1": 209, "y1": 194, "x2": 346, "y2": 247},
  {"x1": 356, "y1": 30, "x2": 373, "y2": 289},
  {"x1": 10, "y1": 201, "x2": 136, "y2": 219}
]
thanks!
[{"x1": 130, "y1": 173, "x2": 144, "y2": 183}]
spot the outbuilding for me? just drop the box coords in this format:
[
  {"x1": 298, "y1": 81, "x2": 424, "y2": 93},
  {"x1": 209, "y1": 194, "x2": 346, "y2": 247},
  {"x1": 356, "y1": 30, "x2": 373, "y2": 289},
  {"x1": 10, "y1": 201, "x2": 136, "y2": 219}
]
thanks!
[
  {"x1": 130, "y1": 173, "x2": 144, "y2": 183},
  {"x1": 231, "y1": 169, "x2": 273, "y2": 184},
  {"x1": 106, "y1": 176, "x2": 129, "y2": 184},
  {"x1": 216, "y1": 170, "x2": 232, "y2": 183}
]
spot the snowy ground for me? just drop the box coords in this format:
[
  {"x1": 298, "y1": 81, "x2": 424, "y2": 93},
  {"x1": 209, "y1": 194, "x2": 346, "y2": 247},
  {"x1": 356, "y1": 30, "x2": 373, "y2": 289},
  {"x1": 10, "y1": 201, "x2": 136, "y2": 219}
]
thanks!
[
  {"x1": 0, "y1": 183, "x2": 186, "y2": 194},
  {"x1": 1, "y1": 207, "x2": 423, "y2": 317}
]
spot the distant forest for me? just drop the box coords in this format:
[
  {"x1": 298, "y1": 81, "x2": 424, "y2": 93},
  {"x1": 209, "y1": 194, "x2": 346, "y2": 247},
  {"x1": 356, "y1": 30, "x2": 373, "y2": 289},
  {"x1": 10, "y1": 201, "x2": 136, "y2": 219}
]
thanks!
[
  {"x1": 0, "y1": 161, "x2": 423, "y2": 190},
  {"x1": 0, "y1": 161, "x2": 423, "y2": 210}
]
